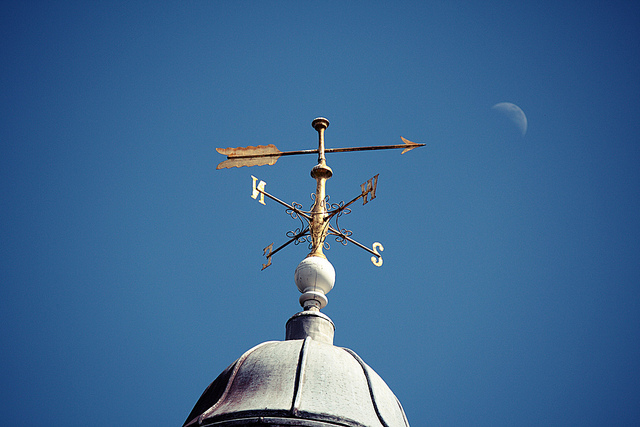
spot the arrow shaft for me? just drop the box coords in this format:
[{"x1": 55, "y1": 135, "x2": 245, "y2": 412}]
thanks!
[
  {"x1": 327, "y1": 225, "x2": 379, "y2": 257},
  {"x1": 224, "y1": 148, "x2": 311, "y2": 159},
  {"x1": 225, "y1": 143, "x2": 424, "y2": 159},
  {"x1": 270, "y1": 227, "x2": 310, "y2": 258},
  {"x1": 326, "y1": 143, "x2": 424, "y2": 154},
  {"x1": 258, "y1": 188, "x2": 313, "y2": 221}
]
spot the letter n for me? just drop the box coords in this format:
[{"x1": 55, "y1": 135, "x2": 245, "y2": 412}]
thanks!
[{"x1": 251, "y1": 176, "x2": 266, "y2": 205}]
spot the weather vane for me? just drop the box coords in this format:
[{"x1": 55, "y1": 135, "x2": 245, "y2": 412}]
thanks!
[{"x1": 215, "y1": 117, "x2": 424, "y2": 272}]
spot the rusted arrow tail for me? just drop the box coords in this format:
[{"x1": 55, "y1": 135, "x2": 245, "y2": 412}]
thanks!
[{"x1": 216, "y1": 145, "x2": 282, "y2": 169}]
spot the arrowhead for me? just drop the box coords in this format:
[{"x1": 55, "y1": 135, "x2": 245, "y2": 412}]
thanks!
[{"x1": 400, "y1": 136, "x2": 425, "y2": 154}]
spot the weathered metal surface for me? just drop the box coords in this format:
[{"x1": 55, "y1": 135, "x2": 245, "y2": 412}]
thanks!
[
  {"x1": 216, "y1": 155, "x2": 281, "y2": 169},
  {"x1": 216, "y1": 144, "x2": 280, "y2": 158},
  {"x1": 183, "y1": 334, "x2": 410, "y2": 427},
  {"x1": 216, "y1": 145, "x2": 282, "y2": 169},
  {"x1": 285, "y1": 310, "x2": 335, "y2": 344}
]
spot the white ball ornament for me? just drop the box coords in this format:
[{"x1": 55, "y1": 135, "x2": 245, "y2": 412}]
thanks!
[{"x1": 294, "y1": 256, "x2": 335, "y2": 310}]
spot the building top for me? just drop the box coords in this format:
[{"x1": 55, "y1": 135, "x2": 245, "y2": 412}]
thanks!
[{"x1": 183, "y1": 310, "x2": 409, "y2": 427}]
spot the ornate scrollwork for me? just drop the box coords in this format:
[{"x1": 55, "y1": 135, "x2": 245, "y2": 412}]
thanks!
[
  {"x1": 250, "y1": 173, "x2": 385, "y2": 269},
  {"x1": 285, "y1": 201, "x2": 304, "y2": 219},
  {"x1": 309, "y1": 193, "x2": 330, "y2": 212},
  {"x1": 286, "y1": 227, "x2": 311, "y2": 245},
  {"x1": 285, "y1": 201, "x2": 309, "y2": 236},
  {"x1": 328, "y1": 200, "x2": 352, "y2": 241},
  {"x1": 333, "y1": 228, "x2": 353, "y2": 246}
]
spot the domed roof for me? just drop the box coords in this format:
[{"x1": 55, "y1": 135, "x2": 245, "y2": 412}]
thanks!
[{"x1": 183, "y1": 311, "x2": 409, "y2": 427}]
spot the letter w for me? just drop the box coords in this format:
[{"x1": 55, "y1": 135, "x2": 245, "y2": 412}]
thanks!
[{"x1": 360, "y1": 174, "x2": 379, "y2": 205}]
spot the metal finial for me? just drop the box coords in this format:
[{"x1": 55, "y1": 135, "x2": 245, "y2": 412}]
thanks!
[{"x1": 311, "y1": 117, "x2": 329, "y2": 131}]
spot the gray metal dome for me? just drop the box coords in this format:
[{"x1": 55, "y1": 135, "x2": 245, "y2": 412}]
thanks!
[{"x1": 183, "y1": 311, "x2": 410, "y2": 427}]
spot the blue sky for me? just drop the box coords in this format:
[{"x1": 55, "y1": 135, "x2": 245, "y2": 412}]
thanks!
[{"x1": 1, "y1": 1, "x2": 639, "y2": 425}]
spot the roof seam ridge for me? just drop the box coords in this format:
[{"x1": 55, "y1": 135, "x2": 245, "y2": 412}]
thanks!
[
  {"x1": 291, "y1": 336, "x2": 312, "y2": 415},
  {"x1": 199, "y1": 341, "x2": 275, "y2": 422},
  {"x1": 341, "y1": 347, "x2": 391, "y2": 427}
]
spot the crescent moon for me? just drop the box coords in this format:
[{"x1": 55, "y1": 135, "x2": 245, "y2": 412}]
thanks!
[{"x1": 492, "y1": 102, "x2": 527, "y2": 136}]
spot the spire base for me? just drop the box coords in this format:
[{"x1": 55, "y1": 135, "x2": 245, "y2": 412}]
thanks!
[{"x1": 285, "y1": 310, "x2": 335, "y2": 344}]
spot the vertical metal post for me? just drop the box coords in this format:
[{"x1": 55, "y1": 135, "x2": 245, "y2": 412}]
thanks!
[{"x1": 309, "y1": 118, "x2": 333, "y2": 258}]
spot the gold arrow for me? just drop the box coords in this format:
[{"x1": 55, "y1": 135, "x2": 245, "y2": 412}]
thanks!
[{"x1": 216, "y1": 137, "x2": 425, "y2": 169}]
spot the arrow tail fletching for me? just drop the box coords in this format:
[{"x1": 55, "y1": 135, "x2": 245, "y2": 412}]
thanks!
[
  {"x1": 216, "y1": 155, "x2": 281, "y2": 169},
  {"x1": 216, "y1": 144, "x2": 282, "y2": 158},
  {"x1": 215, "y1": 144, "x2": 283, "y2": 169}
]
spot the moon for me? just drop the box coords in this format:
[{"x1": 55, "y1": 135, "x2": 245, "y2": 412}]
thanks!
[{"x1": 492, "y1": 102, "x2": 527, "y2": 136}]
